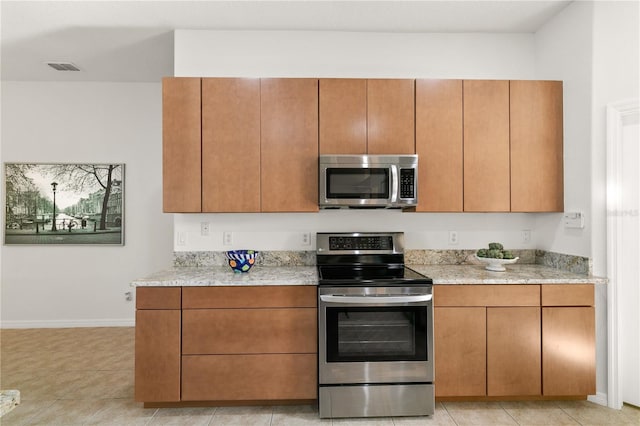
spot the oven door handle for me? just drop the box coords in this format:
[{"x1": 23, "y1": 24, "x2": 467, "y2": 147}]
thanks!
[{"x1": 320, "y1": 294, "x2": 432, "y2": 304}]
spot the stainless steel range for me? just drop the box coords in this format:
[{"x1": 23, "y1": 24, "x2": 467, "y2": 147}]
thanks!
[{"x1": 316, "y1": 232, "x2": 434, "y2": 419}]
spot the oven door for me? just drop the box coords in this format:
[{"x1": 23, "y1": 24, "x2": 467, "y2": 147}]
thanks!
[{"x1": 318, "y1": 285, "x2": 434, "y2": 385}]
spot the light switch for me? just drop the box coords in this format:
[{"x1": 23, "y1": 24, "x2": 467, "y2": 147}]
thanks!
[{"x1": 563, "y1": 212, "x2": 585, "y2": 229}]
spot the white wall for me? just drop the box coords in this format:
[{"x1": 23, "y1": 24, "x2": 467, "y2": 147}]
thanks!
[
  {"x1": 533, "y1": 1, "x2": 594, "y2": 259},
  {"x1": 534, "y1": 0, "x2": 640, "y2": 404},
  {"x1": 173, "y1": 29, "x2": 540, "y2": 252},
  {"x1": 175, "y1": 211, "x2": 536, "y2": 252},
  {"x1": 175, "y1": 30, "x2": 536, "y2": 79},
  {"x1": 1, "y1": 82, "x2": 173, "y2": 327},
  {"x1": 591, "y1": 0, "x2": 640, "y2": 277}
]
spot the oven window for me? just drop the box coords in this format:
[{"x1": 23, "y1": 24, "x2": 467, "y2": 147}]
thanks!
[
  {"x1": 325, "y1": 306, "x2": 427, "y2": 362},
  {"x1": 326, "y1": 168, "x2": 389, "y2": 199}
]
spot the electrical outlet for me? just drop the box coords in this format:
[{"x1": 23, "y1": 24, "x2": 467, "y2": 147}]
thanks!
[
  {"x1": 448, "y1": 231, "x2": 458, "y2": 245},
  {"x1": 201, "y1": 222, "x2": 210, "y2": 236},
  {"x1": 177, "y1": 232, "x2": 186, "y2": 246},
  {"x1": 124, "y1": 291, "x2": 132, "y2": 302},
  {"x1": 223, "y1": 231, "x2": 233, "y2": 246},
  {"x1": 522, "y1": 230, "x2": 531, "y2": 243},
  {"x1": 302, "y1": 232, "x2": 311, "y2": 246}
]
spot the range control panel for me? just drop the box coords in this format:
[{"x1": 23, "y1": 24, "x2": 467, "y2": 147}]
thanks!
[
  {"x1": 317, "y1": 232, "x2": 404, "y2": 255},
  {"x1": 328, "y1": 236, "x2": 394, "y2": 251}
]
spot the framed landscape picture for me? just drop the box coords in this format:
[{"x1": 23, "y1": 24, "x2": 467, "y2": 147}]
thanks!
[{"x1": 4, "y1": 163, "x2": 124, "y2": 245}]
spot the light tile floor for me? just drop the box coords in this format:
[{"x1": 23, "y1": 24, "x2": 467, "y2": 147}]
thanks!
[{"x1": 1, "y1": 327, "x2": 638, "y2": 425}]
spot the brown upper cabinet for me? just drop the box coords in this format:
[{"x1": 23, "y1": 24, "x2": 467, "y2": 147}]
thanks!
[
  {"x1": 319, "y1": 79, "x2": 367, "y2": 154},
  {"x1": 319, "y1": 79, "x2": 415, "y2": 155},
  {"x1": 261, "y1": 79, "x2": 319, "y2": 212},
  {"x1": 202, "y1": 78, "x2": 261, "y2": 212},
  {"x1": 415, "y1": 79, "x2": 463, "y2": 212},
  {"x1": 510, "y1": 80, "x2": 564, "y2": 212},
  {"x1": 163, "y1": 77, "x2": 319, "y2": 213},
  {"x1": 463, "y1": 80, "x2": 511, "y2": 212},
  {"x1": 162, "y1": 77, "x2": 202, "y2": 213},
  {"x1": 163, "y1": 77, "x2": 562, "y2": 214},
  {"x1": 416, "y1": 79, "x2": 563, "y2": 213}
]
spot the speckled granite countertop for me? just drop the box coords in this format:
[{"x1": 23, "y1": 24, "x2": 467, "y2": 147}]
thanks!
[
  {"x1": 131, "y1": 264, "x2": 604, "y2": 287},
  {"x1": 131, "y1": 266, "x2": 318, "y2": 287},
  {"x1": 410, "y1": 264, "x2": 606, "y2": 285}
]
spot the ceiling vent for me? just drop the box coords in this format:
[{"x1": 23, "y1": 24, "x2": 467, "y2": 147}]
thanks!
[{"x1": 46, "y1": 62, "x2": 81, "y2": 71}]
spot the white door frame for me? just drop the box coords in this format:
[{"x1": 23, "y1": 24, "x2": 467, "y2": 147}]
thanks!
[{"x1": 606, "y1": 98, "x2": 639, "y2": 409}]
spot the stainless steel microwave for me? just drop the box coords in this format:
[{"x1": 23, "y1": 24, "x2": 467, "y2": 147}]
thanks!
[{"x1": 319, "y1": 154, "x2": 418, "y2": 208}]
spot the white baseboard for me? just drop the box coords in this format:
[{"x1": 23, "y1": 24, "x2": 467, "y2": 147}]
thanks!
[
  {"x1": 588, "y1": 392, "x2": 608, "y2": 407},
  {"x1": 0, "y1": 318, "x2": 135, "y2": 329}
]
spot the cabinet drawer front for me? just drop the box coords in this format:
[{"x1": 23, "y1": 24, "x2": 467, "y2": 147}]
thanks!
[
  {"x1": 434, "y1": 285, "x2": 540, "y2": 307},
  {"x1": 182, "y1": 286, "x2": 317, "y2": 309},
  {"x1": 182, "y1": 308, "x2": 317, "y2": 354},
  {"x1": 182, "y1": 354, "x2": 317, "y2": 401},
  {"x1": 136, "y1": 287, "x2": 181, "y2": 309},
  {"x1": 541, "y1": 284, "x2": 594, "y2": 306}
]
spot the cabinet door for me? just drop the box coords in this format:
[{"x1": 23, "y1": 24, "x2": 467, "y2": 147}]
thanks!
[
  {"x1": 542, "y1": 307, "x2": 596, "y2": 395},
  {"x1": 135, "y1": 309, "x2": 181, "y2": 402},
  {"x1": 202, "y1": 78, "x2": 261, "y2": 212},
  {"x1": 319, "y1": 79, "x2": 367, "y2": 154},
  {"x1": 511, "y1": 80, "x2": 563, "y2": 212},
  {"x1": 367, "y1": 79, "x2": 415, "y2": 154},
  {"x1": 415, "y1": 79, "x2": 463, "y2": 212},
  {"x1": 487, "y1": 307, "x2": 541, "y2": 396},
  {"x1": 463, "y1": 80, "x2": 510, "y2": 212},
  {"x1": 162, "y1": 77, "x2": 202, "y2": 212},
  {"x1": 260, "y1": 78, "x2": 319, "y2": 212},
  {"x1": 434, "y1": 307, "x2": 486, "y2": 397}
]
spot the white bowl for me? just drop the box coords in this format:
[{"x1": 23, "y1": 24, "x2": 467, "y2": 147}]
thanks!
[{"x1": 474, "y1": 254, "x2": 519, "y2": 272}]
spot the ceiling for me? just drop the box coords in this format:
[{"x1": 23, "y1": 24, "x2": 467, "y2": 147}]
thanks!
[{"x1": 1, "y1": 0, "x2": 572, "y2": 83}]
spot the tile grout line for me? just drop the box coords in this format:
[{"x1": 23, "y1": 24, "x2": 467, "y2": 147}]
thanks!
[
  {"x1": 143, "y1": 406, "x2": 160, "y2": 425},
  {"x1": 440, "y1": 401, "x2": 461, "y2": 426},
  {"x1": 558, "y1": 405, "x2": 584, "y2": 426},
  {"x1": 498, "y1": 401, "x2": 521, "y2": 425}
]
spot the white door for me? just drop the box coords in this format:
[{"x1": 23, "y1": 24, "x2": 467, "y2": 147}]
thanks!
[
  {"x1": 619, "y1": 116, "x2": 640, "y2": 407},
  {"x1": 607, "y1": 100, "x2": 640, "y2": 409}
]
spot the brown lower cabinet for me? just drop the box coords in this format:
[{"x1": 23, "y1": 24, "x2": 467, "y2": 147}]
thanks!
[
  {"x1": 487, "y1": 307, "x2": 541, "y2": 396},
  {"x1": 542, "y1": 284, "x2": 596, "y2": 396},
  {"x1": 135, "y1": 288, "x2": 182, "y2": 402},
  {"x1": 434, "y1": 306, "x2": 486, "y2": 396},
  {"x1": 135, "y1": 286, "x2": 317, "y2": 405},
  {"x1": 434, "y1": 284, "x2": 594, "y2": 399}
]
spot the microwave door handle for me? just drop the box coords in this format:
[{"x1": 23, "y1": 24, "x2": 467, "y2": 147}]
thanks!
[
  {"x1": 390, "y1": 165, "x2": 399, "y2": 203},
  {"x1": 320, "y1": 294, "x2": 432, "y2": 304}
]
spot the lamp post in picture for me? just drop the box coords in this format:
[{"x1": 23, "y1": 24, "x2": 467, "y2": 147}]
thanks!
[{"x1": 51, "y1": 181, "x2": 58, "y2": 231}]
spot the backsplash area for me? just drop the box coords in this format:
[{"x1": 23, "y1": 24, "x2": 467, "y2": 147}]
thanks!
[
  {"x1": 174, "y1": 251, "x2": 315, "y2": 267},
  {"x1": 173, "y1": 249, "x2": 591, "y2": 274}
]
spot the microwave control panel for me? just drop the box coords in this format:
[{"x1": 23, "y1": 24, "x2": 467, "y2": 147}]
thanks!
[{"x1": 400, "y1": 169, "x2": 416, "y2": 199}]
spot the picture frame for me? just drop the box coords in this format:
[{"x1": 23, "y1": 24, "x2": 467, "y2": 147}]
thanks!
[{"x1": 4, "y1": 163, "x2": 124, "y2": 245}]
